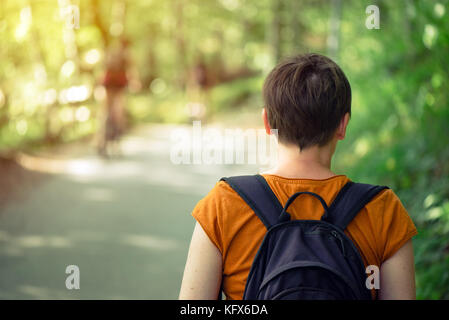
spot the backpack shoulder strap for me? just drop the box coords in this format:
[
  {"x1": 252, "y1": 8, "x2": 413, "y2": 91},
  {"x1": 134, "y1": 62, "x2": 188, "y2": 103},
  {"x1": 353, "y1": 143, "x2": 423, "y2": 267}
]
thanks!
[
  {"x1": 322, "y1": 181, "x2": 389, "y2": 230},
  {"x1": 220, "y1": 174, "x2": 283, "y2": 229}
]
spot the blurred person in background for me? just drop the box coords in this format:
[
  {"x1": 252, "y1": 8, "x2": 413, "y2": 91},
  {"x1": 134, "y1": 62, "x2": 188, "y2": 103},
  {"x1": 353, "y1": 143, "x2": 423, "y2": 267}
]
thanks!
[
  {"x1": 98, "y1": 37, "x2": 130, "y2": 157},
  {"x1": 185, "y1": 54, "x2": 209, "y2": 121}
]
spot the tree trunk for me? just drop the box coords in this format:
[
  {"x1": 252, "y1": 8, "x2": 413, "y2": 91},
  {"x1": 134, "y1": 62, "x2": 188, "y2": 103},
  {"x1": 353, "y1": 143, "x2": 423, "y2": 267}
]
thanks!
[
  {"x1": 173, "y1": 0, "x2": 187, "y2": 90},
  {"x1": 271, "y1": 0, "x2": 284, "y2": 64},
  {"x1": 327, "y1": 0, "x2": 342, "y2": 61}
]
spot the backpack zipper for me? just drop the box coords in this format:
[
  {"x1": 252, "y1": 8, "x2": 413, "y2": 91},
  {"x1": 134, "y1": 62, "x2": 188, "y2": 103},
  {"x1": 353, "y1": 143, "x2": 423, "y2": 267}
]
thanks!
[
  {"x1": 331, "y1": 230, "x2": 346, "y2": 257},
  {"x1": 305, "y1": 228, "x2": 347, "y2": 258}
]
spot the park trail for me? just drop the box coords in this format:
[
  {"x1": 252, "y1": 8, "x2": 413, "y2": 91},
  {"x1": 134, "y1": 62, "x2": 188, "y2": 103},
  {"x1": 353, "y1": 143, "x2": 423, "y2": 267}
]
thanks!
[{"x1": 0, "y1": 123, "x2": 261, "y2": 299}]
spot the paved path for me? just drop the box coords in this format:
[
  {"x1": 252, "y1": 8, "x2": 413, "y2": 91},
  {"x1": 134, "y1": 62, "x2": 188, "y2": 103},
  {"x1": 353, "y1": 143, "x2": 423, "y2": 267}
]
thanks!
[{"x1": 0, "y1": 124, "x2": 261, "y2": 299}]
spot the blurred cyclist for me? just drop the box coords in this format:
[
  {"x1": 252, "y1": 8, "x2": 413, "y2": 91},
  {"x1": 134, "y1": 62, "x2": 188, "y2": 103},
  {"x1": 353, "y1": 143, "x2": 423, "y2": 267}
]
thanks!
[{"x1": 98, "y1": 38, "x2": 129, "y2": 157}]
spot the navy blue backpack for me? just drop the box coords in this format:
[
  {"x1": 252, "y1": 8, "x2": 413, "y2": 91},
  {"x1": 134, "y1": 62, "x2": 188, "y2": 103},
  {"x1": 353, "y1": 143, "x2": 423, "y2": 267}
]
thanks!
[{"x1": 220, "y1": 174, "x2": 388, "y2": 300}]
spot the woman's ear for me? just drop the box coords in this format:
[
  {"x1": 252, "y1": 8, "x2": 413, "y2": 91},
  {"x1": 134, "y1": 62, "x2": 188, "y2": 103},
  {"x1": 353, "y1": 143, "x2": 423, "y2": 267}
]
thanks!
[
  {"x1": 336, "y1": 112, "x2": 350, "y2": 140},
  {"x1": 262, "y1": 108, "x2": 271, "y2": 135}
]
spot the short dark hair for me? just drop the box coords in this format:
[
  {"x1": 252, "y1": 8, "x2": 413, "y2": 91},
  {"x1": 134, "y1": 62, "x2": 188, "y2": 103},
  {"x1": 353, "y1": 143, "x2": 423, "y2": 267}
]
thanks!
[{"x1": 263, "y1": 53, "x2": 351, "y2": 150}]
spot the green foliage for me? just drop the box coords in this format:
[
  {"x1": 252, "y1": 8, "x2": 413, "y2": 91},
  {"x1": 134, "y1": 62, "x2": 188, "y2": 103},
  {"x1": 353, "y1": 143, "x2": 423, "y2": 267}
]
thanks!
[
  {"x1": 208, "y1": 77, "x2": 264, "y2": 113},
  {"x1": 332, "y1": 0, "x2": 449, "y2": 299}
]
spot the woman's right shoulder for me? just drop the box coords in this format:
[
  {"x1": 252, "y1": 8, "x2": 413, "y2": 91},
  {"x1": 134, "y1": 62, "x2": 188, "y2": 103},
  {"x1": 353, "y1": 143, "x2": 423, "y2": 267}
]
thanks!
[
  {"x1": 193, "y1": 179, "x2": 252, "y2": 224},
  {"x1": 198, "y1": 180, "x2": 245, "y2": 206},
  {"x1": 191, "y1": 179, "x2": 251, "y2": 250}
]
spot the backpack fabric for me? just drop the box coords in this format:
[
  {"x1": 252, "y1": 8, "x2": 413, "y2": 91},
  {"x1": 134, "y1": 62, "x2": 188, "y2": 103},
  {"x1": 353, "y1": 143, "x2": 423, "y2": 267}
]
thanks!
[{"x1": 220, "y1": 174, "x2": 389, "y2": 300}]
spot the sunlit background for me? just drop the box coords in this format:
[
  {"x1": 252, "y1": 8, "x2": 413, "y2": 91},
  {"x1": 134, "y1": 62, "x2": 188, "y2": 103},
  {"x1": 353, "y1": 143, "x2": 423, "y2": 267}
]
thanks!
[{"x1": 0, "y1": 0, "x2": 448, "y2": 299}]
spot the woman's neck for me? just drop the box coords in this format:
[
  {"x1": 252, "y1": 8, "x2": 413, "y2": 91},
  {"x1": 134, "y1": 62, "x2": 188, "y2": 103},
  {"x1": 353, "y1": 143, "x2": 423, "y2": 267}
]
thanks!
[{"x1": 263, "y1": 141, "x2": 338, "y2": 179}]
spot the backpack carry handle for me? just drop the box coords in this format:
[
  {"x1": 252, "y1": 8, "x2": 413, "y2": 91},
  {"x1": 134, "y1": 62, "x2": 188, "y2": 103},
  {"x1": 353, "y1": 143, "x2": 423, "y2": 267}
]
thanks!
[{"x1": 279, "y1": 191, "x2": 329, "y2": 223}]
